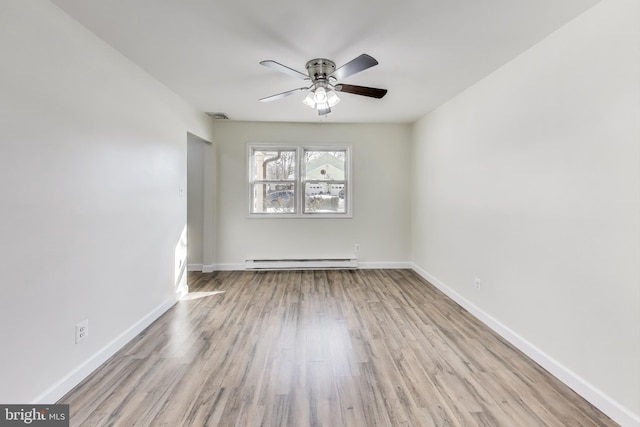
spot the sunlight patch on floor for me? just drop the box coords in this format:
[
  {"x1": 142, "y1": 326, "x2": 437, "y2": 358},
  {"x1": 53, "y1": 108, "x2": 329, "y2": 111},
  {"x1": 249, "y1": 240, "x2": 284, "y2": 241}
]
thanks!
[{"x1": 181, "y1": 291, "x2": 226, "y2": 301}]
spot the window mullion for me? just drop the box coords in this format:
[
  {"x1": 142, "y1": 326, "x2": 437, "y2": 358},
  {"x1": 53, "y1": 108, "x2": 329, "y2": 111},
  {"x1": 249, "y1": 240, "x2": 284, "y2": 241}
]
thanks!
[{"x1": 297, "y1": 146, "x2": 304, "y2": 216}]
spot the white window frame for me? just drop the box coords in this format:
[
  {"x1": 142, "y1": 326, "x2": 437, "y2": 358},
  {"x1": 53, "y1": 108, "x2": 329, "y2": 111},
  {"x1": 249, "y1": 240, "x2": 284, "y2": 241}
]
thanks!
[{"x1": 247, "y1": 143, "x2": 352, "y2": 218}]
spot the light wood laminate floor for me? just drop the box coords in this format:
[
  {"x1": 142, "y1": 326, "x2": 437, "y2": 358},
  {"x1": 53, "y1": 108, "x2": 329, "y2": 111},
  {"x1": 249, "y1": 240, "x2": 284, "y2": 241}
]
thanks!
[{"x1": 59, "y1": 269, "x2": 617, "y2": 426}]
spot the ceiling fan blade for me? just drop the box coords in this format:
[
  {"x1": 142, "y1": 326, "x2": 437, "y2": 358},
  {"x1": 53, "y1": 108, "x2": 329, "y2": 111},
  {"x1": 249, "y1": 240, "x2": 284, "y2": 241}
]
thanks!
[
  {"x1": 334, "y1": 84, "x2": 387, "y2": 99},
  {"x1": 259, "y1": 87, "x2": 307, "y2": 102},
  {"x1": 318, "y1": 107, "x2": 331, "y2": 115},
  {"x1": 260, "y1": 60, "x2": 309, "y2": 80},
  {"x1": 330, "y1": 54, "x2": 379, "y2": 80}
]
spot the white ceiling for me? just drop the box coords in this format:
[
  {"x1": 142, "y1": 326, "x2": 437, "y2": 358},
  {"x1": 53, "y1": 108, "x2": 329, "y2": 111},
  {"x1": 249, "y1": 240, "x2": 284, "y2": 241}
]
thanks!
[{"x1": 50, "y1": 0, "x2": 599, "y2": 124}]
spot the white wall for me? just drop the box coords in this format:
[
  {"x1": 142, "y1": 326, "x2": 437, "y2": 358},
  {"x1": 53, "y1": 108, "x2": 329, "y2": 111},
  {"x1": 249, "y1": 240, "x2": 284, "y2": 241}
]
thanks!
[
  {"x1": 187, "y1": 134, "x2": 217, "y2": 272},
  {"x1": 411, "y1": 0, "x2": 639, "y2": 424},
  {"x1": 213, "y1": 121, "x2": 411, "y2": 268},
  {"x1": 188, "y1": 136, "x2": 205, "y2": 266},
  {"x1": 0, "y1": 1, "x2": 214, "y2": 403}
]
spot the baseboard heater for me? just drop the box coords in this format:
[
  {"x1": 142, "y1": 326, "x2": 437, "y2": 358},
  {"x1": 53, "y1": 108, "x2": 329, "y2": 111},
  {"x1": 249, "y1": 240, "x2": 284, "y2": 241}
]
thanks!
[{"x1": 245, "y1": 258, "x2": 358, "y2": 270}]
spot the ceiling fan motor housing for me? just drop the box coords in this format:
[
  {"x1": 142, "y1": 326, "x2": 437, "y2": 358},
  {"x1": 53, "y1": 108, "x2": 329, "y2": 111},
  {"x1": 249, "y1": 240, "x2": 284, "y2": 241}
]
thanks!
[{"x1": 305, "y1": 58, "x2": 336, "y2": 86}]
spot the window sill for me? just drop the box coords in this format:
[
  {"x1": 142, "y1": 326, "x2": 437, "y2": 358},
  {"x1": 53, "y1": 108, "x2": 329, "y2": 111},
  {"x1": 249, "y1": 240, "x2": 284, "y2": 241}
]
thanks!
[{"x1": 248, "y1": 213, "x2": 353, "y2": 219}]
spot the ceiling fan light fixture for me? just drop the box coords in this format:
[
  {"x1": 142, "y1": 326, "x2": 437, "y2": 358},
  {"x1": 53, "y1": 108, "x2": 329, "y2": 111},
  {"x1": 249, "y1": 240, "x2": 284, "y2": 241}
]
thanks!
[
  {"x1": 303, "y1": 91, "x2": 316, "y2": 108},
  {"x1": 327, "y1": 90, "x2": 340, "y2": 107},
  {"x1": 313, "y1": 87, "x2": 327, "y2": 103},
  {"x1": 303, "y1": 87, "x2": 340, "y2": 110}
]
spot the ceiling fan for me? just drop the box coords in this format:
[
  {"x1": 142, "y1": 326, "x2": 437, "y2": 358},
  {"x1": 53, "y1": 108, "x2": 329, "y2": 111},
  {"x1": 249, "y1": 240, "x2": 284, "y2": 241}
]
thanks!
[{"x1": 259, "y1": 54, "x2": 387, "y2": 116}]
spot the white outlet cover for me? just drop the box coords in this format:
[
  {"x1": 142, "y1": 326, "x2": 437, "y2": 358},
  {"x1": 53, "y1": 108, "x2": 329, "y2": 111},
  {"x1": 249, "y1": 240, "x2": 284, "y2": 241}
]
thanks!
[{"x1": 75, "y1": 319, "x2": 89, "y2": 343}]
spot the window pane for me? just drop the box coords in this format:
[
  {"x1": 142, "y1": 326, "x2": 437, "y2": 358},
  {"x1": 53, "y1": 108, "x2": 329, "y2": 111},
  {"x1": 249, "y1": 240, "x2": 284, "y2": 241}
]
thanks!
[
  {"x1": 252, "y1": 183, "x2": 296, "y2": 214},
  {"x1": 304, "y1": 182, "x2": 345, "y2": 213},
  {"x1": 304, "y1": 150, "x2": 345, "y2": 181},
  {"x1": 252, "y1": 150, "x2": 296, "y2": 181}
]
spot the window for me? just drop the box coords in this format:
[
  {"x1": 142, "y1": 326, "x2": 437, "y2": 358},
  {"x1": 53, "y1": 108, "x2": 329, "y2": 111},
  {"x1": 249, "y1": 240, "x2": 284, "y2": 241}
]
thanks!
[{"x1": 248, "y1": 144, "x2": 351, "y2": 217}]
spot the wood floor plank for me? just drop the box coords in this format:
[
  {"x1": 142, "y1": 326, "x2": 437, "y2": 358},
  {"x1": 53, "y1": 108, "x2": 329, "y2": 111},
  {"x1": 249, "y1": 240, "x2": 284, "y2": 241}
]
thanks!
[{"x1": 59, "y1": 269, "x2": 618, "y2": 426}]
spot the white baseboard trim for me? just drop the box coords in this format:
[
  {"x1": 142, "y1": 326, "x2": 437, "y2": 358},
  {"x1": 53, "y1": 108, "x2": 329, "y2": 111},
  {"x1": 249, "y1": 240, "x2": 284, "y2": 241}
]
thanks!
[
  {"x1": 33, "y1": 298, "x2": 178, "y2": 404},
  {"x1": 188, "y1": 264, "x2": 216, "y2": 273},
  {"x1": 215, "y1": 263, "x2": 245, "y2": 271},
  {"x1": 211, "y1": 261, "x2": 413, "y2": 271},
  {"x1": 358, "y1": 261, "x2": 413, "y2": 269},
  {"x1": 410, "y1": 263, "x2": 640, "y2": 427}
]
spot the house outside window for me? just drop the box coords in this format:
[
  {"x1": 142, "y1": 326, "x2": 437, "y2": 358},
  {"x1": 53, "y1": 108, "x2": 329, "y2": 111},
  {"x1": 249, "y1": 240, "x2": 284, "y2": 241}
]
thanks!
[{"x1": 248, "y1": 144, "x2": 351, "y2": 217}]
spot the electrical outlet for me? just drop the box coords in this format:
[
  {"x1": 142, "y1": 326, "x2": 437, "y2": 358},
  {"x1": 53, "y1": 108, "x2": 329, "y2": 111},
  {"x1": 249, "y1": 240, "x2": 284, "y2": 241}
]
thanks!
[
  {"x1": 76, "y1": 319, "x2": 89, "y2": 344},
  {"x1": 474, "y1": 277, "x2": 481, "y2": 290},
  {"x1": 354, "y1": 243, "x2": 361, "y2": 253}
]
